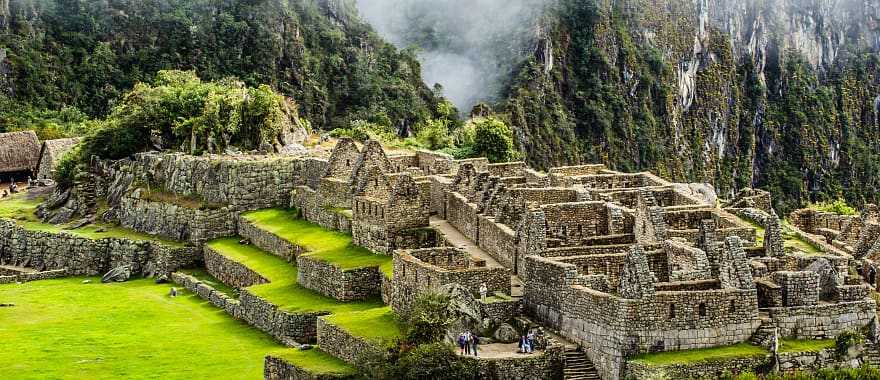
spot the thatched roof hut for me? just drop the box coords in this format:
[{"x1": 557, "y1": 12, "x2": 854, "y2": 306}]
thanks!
[
  {"x1": 36, "y1": 137, "x2": 81, "y2": 179},
  {"x1": 0, "y1": 130, "x2": 41, "y2": 175}
]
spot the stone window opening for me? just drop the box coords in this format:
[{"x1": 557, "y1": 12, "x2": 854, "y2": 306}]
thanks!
[
  {"x1": 698, "y1": 302, "x2": 707, "y2": 317},
  {"x1": 346, "y1": 159, "x2": 350, "y2": 167},
  {"x1": 729, "y1": 300, "x2": 736, "y2": 313},
  {"x1": 668, "y1": 304, "x2": 676, "y2": 319}
]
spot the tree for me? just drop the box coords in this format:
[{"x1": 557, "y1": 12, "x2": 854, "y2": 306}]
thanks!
[{"x1": 472, "y1": 117, "x2": 516, "y2": 163}]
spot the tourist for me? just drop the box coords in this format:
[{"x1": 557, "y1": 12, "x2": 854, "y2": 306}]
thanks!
[
  {"x1": 464, "y1": 331, "x2": 472, "y2": 355},
  {"x1": 170, "y1": 287, "x2": 178, "y2": 297},
  {"x1": 471, "y1": 332, "x2": 479, "y2": 357},
  {"x1": 527, "y1": 331, "x2": 536, "y2": 353},
  {"x1": 479, "y1": 283, "x2": 488, "y2": 302},
  {"x1": 458, "y1": 332, "x2": 467, "y2": 355},
  {"x1": 519, "y1": 335, "x2": 528, "y2": 354}
]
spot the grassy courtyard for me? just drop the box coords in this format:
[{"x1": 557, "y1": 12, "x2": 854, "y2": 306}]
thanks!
[
  {"x1": 241, "y1": 208, "x2": 393, "y2": 277},
  {"x1": 0, "y1": 193, "x2": 185, "y2": 247},
  {"x1": 631, "y1": 343, "x2": 769, "y2": 366},
  {"x1": 0, "y1": 277, "x2": 338, "y2": 379}
]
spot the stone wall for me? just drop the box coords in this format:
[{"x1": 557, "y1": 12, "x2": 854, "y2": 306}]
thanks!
[
  {"x1": 172, "y1": 272, "x2": 241, "y2": 315},
  {"x1": 766, "y1": 300, "x2": 876, "y2": 339},
  {"x1": 118, "y1": 194, "x2": 236, "y2": 244},
  {"x1": 772, "y1": 271, "x2": 820, "y2": 306},
  {"x1": 467, "y1": 343, "x2": 563, "y2": 380},
  {"x1": 204, "y1": 245, "x2": 268, "y2": 289},
  {"x1": 296, "y1": 255, "x2": 382, "y2": 301},
  {"x1": 263, "y1": 355, "x2": 357, "y2": 380},
  {"x1": 238, "y1": 215, "x2": 302, "y2": 260},
  {"x1": 446, "y1": 192, "x2": 480, "y2": 242},
  {"x1": 624, "y1": 348, "x2": 859, "y2": 379},
  {"x1": 239, "y1": 289, "x2": 325, "y2": 345},
  {"x1": 0, "y1": 268, "x2": 67, "y2": 284},
  {"x1": 391, "y1": 247, "x2": 511, "y2": 313},
  {"x1": 477, "y1": 216, "x2": 517, "y2": 270},
  {"x1": 0, "y1": 219, "x2": 199, "y2": 278},
  {"x1": 129, "y1": 152, "x2": 301, "y2": 211},
  {"x1": 317, "y1": 317, "x2": 384, "y2": 368}
]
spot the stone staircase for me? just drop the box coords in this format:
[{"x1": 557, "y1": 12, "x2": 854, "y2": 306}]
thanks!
[
  {"x1": 563, "y1": 347, "x2": 601, "y2": 380},
  {"x1": 749, "y1": 317, "x2": 776, "y2": 348}
]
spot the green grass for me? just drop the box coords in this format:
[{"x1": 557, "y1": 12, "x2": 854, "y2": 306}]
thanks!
[
  {"x1": 268, "y1": 347, "x2": 357, "y2": 376},
  {"x1": 782, "y1": 221, "x2": 823, "y2": 255},
  {"x1": 779, "y1": 339, "x2": 835, "y2": 353},
  {"x1": 206, "y1": 238, "x2": 385, "y2": 314},
  {"x1": 0, "y1": 277, "x2": 307, "y2": 379},
  {"x1": 241, "y1": 208, "x2": 392, "y2": 278},
  {"x1": 178, "y1": 268, "x2": 239, "y2": 298},
  {"x1": 0, "y1": 193, "x2": 186, "y2": 247},
  {"x1": 630, "y1": 343, "x2": 768, "y2": 366},
  {"x1": 321, "y1": 306, "x2": 404, "y2": 346}
]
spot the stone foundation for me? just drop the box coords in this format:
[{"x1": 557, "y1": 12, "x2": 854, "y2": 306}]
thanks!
[
  {"x1": 316, "y1": 317, "x2": 384, "y2": 368},
  {"x1": 467, "y1": 344, "x2": 564, "y2": 380},
  {"x1": 118, "y1": 194, "x2": 236, "y2": 244},
  {"x1": 204, "y1": 245, "x2": 268, "y2": 289},
  {"x1": 0, "y1": 219, "x2": 199, "y2": 278},
  {"x1": 263, "y1": 355, "x2": 357, "y2": 380},
  {"x1": 296, "y1": 255, "x2": 382, "y2": 301}
]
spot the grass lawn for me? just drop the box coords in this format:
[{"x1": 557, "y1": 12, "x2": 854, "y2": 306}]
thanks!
[
  {"x1": 241, "y1": 208, "x2": 393, "y2": 277},
  {"x1": 779, "y1": 339, "x2": 836, "y2": 353},
  {"x1": 0, "y1": 193, "x2": 185, "y2": 247},
  {"x1": 630, "y1": 343, "x2": 768, "y2": 366},
  {"x1": 0, "y1": 277, "x2": 303, "y2": 380},
  {"x1": 268, "y1": 347, "x2": 357, "y2": 376},
  {"x1": 206, "y1": 238, "x2": 386, "y2": 315},
  {"x1": 321, "y1": 306, "x2": 405, "y2": 346}
]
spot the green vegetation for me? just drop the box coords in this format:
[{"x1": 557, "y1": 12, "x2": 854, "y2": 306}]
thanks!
[
  {"x1": 54, "y1": 70, "x2": 299, "y2": 186},
  {"x1": 206, "y1": 238, "x2": 384, "y2": 315},
  {"x1": 2, "y1": 0, "x2": 441, "y2": 134},
  {"x1": 630, "y1": 343, "x2": 768, "y2": 366},
  {"x1": 721, "y1": 366, "x2": 880, "y2": 380},
  {"x1": 779, "y1": 339, "x2": 836, "y2": 354},
  {"x1": 322, "y1": 307, "x2": 405, "y2": 346},
  {"x1": 809, "y1": 199, "x2": 860, "y2": 216},
  {"x1": 0, "y1": 277, "x2": 290, "y2": 379},
  {"x1": 240, "y1": 208, "x2": 393, "y2": 278},
  {"x1": 268, "y1": 347, "x2": 358, "y2": 377},
  {"x1": 178, "y1": 268, "x2": 239, "y2": 298},
  {"x1": 0, "y1": 193, "x2": 185, "y2": 247}
]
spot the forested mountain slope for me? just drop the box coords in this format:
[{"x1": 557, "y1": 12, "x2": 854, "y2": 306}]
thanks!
[
  {"x1": 503, "y1": 0, "x2": 880, "y2": 212},
  {"x1": 0, "y1": 0, "x2": 442, "y2": 132}
]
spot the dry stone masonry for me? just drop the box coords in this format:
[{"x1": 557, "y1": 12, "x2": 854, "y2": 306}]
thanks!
[{"x1": 5, "y1": 136, "x2": 880, "y2": 380}]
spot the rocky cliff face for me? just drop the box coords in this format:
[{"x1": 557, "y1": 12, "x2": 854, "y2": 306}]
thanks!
[{"x1": 504, "y1": 0, "x2": 880, "y2": 212}]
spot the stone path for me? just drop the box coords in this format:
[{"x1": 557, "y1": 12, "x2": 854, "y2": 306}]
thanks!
[
  {"x1": 456, "y1": 342, "x2": 547, "y2": 359},
  {"x1": 430, "y1": 216, "x2": 503, "y2": 268}
]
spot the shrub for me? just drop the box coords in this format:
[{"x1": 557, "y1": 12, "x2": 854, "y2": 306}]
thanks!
[
  {"x1": 404, "y1": 293, "x2": 455, "y2": 345},
  {"x1": 330, "y1": 120, "x2": 397, "y2": 142},
  {"x1": 390, "y1": 343, "x2": 479, "y2": 380},
  {"x1": 472, "y1": 117, "x2": 516, "y2": 163},
  {"x1": 835, "y1": 330, "x2": 864, "y2": 356},
  {"x1": 810, "y1": 199, "x2": 859, "y2": 216},
  {"x1": 414, "y1": 119, "x2": 453, "y2": 150}
]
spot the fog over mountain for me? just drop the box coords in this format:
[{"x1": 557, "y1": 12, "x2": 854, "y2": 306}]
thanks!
[{"x1": 355, "y1": 0, "x2": 550, "y2": 112}]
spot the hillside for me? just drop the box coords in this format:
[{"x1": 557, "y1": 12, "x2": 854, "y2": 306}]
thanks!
[
  {"x1": 0, "y1": 0, "x2": 442, "y2": 133},
  {"x1": 501, "y1": 0, "x2": 880, "y2": 212}
]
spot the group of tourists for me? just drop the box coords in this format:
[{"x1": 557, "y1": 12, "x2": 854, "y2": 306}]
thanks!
[
  {"x1": 518, "y1": 330, "x2": 538, "y2": 354},
  {"x1": 457, "y1": 331, "x2": 480, "y2": 357}
]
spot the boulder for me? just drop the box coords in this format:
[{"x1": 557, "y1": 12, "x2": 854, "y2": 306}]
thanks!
[
  {"x1": 101, "y1": 265, "x2": 132, "y2": 283},
  {"x1": 493, "y1": 323, "x2": 519, "y2": 343}
]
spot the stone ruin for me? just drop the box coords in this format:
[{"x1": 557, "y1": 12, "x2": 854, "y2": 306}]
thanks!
[{"x1": 3, "y1": 137, "x2": 878, "y2": 380}]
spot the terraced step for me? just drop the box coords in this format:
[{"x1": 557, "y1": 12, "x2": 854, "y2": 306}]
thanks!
[
  {"x1": 265, "y1": 347, "x2": 359, "y2": 380},
  {"x1": 189, "y1": 238, "x2": 385, "y2": 344},
  {"x1": 238, "y1": 208, "x2": 393, "y2": 301}
]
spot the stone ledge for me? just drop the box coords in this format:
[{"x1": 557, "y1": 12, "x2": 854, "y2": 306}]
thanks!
[
  {"x1": 263, "y1": 355, "x2": 358, "y2": 380},
  {"x1": 465, "y1": 344, "x2": 564, "y2": 380},
  {"x1": 0, "y1": 219, "x2": 199, "y2": 278},
  {"x1": 238, "y1": 216, "x2": 302, "y2": 260},
  {"x1": 316, "y1": 317, "x2": 384, "y2": 368},
  {"x1": 0, "y1": 269, "x2": 67, "y2": 284},
  {"x1": 204, "y1": 245, "x2": 269, "y2": 289},
  {"x1": 171, "y1": 272, "x2": 240, "y2": 313},
  {"x1": 296, "y1": 255, "x2": 381, "y2": 301}
]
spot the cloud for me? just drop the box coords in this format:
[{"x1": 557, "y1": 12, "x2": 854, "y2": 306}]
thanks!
[{"x1": 356, "y1": 0, "x2": 550, "y2": 113}]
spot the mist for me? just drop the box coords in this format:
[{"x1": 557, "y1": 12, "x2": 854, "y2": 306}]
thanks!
[{"x1": 355, "y1": 0, "x2": 550, "y2": 113}]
